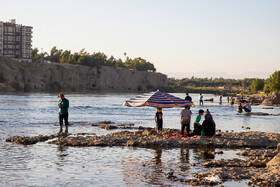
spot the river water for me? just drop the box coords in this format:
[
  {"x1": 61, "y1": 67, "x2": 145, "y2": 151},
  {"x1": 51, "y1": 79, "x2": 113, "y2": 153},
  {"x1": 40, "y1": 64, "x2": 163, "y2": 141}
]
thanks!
[{"x1": 0, "y1": 93, "x2": 279, "y2": 186}]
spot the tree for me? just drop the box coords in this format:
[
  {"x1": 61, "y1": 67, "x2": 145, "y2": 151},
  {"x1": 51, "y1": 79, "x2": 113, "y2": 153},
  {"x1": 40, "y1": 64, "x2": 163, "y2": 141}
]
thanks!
[
  {"x1": 251, "y1": 78, "x2": 264, "y2": 93},
  {"x1": 59, "y1": 50, "x2": 71, "y2": 64},
  {"x1": 46, "y1": 46, "x2": 63, "y2": 62},
  {"x1": 267, "y1": 71, "x2": 280, "y2": 91},
  {"x1": 32, "y1": 46, "x2": 157, "y2": 71},
  {"x1": 263, "y1": 84, "x2": 271, "y2": 95},
  {"x1": 31, "y1": 48, "x2": 40, "y2": 61}
]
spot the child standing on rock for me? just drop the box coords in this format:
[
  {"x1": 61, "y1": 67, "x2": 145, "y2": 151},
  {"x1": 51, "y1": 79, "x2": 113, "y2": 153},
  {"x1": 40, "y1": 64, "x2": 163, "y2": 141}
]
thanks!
[{"x1": 154, "y1": 108, "x2": 163, "y2": 135}]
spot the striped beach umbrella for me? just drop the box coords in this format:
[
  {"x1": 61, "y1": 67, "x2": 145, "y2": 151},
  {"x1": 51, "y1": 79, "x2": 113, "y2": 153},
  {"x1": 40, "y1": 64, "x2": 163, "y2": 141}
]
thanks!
[{"x1": 123, "y1": 90, "x2": 195, "y2": 108}]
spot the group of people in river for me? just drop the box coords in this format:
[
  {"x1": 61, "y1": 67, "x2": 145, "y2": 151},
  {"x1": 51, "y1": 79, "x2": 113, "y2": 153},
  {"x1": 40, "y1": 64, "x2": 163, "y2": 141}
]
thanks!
[
  {"x1": 154, "y1": 92, "x2": 253, "y2": 137},
  {"x1": 154, "y1": 106, "x2": 216, "y2": 137},
  {"x1": 57, "y1": 92, "x2": 250, "y2": 136}
]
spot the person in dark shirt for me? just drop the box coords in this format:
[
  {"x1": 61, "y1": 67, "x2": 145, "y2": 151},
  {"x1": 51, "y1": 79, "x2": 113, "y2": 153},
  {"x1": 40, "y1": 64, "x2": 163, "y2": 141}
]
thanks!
[
  {"x1": 58, "y1": 92, "x2": 69, "y2": 134},
  {"x1": 185, "y1": 93, "x2": 192, "y2": 102},
  {"x1": 202, "y1": 109, "x2": 216, "y2": 136},
  {"x1": 154, "y1": 108, "x2": 163, "y2": 135}
]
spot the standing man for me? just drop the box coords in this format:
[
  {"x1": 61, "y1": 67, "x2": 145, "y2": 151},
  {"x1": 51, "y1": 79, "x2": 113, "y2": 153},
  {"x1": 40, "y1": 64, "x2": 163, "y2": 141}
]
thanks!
[
  {"x1": 185, "y1": 93, "x2": 192, "y2": 102},
  {"x1": 199, "y1": 93, "x2": 203, "y2": 106},
  {"x1": 181, "y1": 105, "x2": 191, "y2": 137},
  {"x1": 58, "y1": 92, "x2": 69, "y2": 134}
]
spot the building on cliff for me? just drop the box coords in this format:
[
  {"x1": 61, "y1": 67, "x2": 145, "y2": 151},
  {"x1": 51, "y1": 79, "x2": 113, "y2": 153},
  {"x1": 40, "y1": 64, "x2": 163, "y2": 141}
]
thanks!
[{"x1": 0, "y1": 19, "x2": 33, "y2": 59}]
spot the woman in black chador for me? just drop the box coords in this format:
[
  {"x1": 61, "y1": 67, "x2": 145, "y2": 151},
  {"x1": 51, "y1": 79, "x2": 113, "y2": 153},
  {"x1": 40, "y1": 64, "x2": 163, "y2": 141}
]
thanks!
[{"x1": 202, "y1": 109, "x2": 216, "y2": 136}]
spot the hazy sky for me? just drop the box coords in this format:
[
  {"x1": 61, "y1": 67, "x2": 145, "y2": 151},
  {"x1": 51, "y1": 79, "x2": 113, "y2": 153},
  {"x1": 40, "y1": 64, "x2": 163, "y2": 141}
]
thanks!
[{"x1": 1, "y1": 0, "x2": 279, "y2": 78}]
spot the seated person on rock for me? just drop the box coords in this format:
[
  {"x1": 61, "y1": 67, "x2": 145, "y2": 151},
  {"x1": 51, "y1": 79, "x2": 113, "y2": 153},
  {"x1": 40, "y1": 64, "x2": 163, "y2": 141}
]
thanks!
[
  {"x1": 243, "y1": 101, "x2": 252, "y2": 113},
  {"x1": 237, "y1": 103, "x2": 243, "y2": 113},
  {"x1": 202, "y1": 109, "x2": 216, "y2": 136},
  {"x1": 193, "y1": 109, "x2": 204, "y2": 135}
]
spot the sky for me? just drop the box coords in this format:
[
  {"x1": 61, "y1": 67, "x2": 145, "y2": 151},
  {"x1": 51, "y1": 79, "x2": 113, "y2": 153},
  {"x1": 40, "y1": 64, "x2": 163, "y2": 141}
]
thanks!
[{"x1": 1, "y1": 0, "x2": 279, "y2": 79}]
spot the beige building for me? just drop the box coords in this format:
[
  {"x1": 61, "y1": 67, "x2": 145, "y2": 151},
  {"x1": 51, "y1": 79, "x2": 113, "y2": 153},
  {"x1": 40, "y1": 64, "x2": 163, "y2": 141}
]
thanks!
[{"x1": 0, "y1": 19, "x2": 33, "y2": 59}]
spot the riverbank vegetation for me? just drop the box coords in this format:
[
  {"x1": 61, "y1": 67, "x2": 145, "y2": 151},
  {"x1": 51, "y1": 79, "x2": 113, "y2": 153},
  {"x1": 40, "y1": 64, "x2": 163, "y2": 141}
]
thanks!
[
  {"x1": 31, "y1": 47, "x2": 156, "y2": 72},
  {"x1": 162, "y1": 71, "x2": 280, "y2": 95}
]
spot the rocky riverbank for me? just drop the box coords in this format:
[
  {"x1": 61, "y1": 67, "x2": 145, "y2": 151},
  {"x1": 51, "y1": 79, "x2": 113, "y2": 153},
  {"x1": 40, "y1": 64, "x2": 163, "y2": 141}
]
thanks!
[
  {"x1": 6, "y1": 130, "x2": 279, "y2": 149},
  {"x1": 6, "y1": 129, "x2": 280, "y2": 186},
  {"x1": 186, "y1": 143, "x2": 280, "y2": 186},
  {"x1": 240, "y1": 92, "x2": 280, "y2": 106}
]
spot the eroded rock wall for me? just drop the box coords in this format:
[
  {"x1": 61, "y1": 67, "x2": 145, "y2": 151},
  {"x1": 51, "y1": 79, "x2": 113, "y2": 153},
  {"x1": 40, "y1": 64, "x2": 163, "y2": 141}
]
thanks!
[{"x1": 0, "y1": 57, "x2": 167, "y2": 92}]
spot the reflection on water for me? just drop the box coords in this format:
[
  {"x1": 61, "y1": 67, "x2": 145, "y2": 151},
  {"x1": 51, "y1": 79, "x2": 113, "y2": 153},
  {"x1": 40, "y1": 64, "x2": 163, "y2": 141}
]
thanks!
[{"x1": 0, "y1": 93, "x2": 279, "y2": 186}]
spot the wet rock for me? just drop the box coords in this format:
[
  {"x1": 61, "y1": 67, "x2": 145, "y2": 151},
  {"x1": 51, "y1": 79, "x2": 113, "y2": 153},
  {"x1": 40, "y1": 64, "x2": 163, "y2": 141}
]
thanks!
[
  {"x1": 76, "y1": 132, "x2": 96, "y2": 136},
  {"x1": 262, "y1": 107, "x2": 274, "y2": 109},
  {"x1": 215, "y1": 151, "x2": 224, "y2": 154},
  {"x1": 99, "y1": 125, "x2": 118, "y2": 130},
  {"x1": 184, "y1": 178, "x2": 220, "y2": 186},
  {"x1": 91, "y1": 121, "x2": 113, "y2": 126},
  {"x1": 7, "y1": 130, "x2": 279, "y2": 149},
  {"x1": 266, "y1": 143, "x2": 280, "y2": 167},
  {"x1": 198, "y1": 144, "x2": 280, "y2": 186},
  {"x1": 245, "y1": 112, "x2": 270, "y2": 116},
  {"x1": 262, "y1": 99, "x2": 274, "y2": 106},
  {"x1": 271, "y1": 92, "x2": 280, "y2": 104},
  {"x1": 203, "y1": 158, "x2": 248, "y2": 167},
  {"x1": 248, "y1": 96, "x2": 264, "y2": 105},
  {"x1": 6, "y1": 134, "x2": 60, "y2": 145}
]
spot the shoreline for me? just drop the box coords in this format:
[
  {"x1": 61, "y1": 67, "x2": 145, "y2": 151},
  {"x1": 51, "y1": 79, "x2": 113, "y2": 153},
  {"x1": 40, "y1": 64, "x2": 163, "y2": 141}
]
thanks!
[
  {"x1": 5, "y1": 129, "x2": 280, "y2": 186},
  {"x1": 6, "y1": 129, "x2": 279, "y2": 149}
]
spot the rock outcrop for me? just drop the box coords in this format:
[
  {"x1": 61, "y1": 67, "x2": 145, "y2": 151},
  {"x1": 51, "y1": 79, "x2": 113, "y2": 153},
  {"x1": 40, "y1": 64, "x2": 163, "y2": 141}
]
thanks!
[
  {"x1": 0, "y1": 57, "x2": 167, "y2": 92},
  {"x1": 266, "y1": 143, "x2": 280, "y2": 167},
  {"x1": 190, "y1": 148, "x2": 280, "y2": 186},
  {"x1": 6, "y1": 130, "x2": 279, "y2": 148},
  {"x1": 262, "y1": 92, "x2": 280, "y2": 106}
]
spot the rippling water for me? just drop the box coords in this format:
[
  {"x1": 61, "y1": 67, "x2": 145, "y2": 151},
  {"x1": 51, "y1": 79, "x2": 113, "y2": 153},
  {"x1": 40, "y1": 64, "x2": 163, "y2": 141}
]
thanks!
[{"x1": 0, "y1": 93, "x2": 279, "y2": 186}]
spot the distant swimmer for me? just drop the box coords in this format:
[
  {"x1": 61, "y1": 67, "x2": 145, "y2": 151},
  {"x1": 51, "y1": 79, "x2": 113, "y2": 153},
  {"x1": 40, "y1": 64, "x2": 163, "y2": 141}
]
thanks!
[
  {"x1": 237, "y1": 103, "x2": 243, "y2": 113},
  {"x1": 199, "y1": 93, "x2": 203, "y2": 106},
  {"x1": 185, "y1": 93, "x2": 192, "y2": 102},
  {"x1": 230, "y1": 97, "x2": 234, "y2": 106}
]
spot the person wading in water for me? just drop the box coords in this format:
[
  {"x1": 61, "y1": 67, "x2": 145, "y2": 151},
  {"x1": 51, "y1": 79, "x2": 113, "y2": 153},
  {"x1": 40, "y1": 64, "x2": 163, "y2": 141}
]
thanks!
[{"x1": 58, "y1": 92, "x2": 69, "y2": 134}]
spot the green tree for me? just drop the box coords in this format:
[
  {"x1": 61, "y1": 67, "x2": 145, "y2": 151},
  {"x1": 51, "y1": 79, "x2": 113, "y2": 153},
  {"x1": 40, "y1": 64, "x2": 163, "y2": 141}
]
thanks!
[
  {"x1": 251, "y1": 78, "x2": 264, "y2": 93},
  {"x1": 31, "y1": 48, "x2": 40, "y2": 61},
  {"x1": 263, "y1": 84, "x2": 271, "y2": 95},
  {"x1": 59, "y1": 50, "x2": 71, "y2": 64},
  {"x1": 267, "y1": 71, "x2": 280, "y2": 91},
  {"x1": 46, "y1": 46, "x2": 63, "y2": 62}
]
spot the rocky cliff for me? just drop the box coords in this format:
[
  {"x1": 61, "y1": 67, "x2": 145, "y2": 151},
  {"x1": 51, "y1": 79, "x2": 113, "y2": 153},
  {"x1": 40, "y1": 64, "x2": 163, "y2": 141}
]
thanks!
[{"x1": 0, "y1": 57, "x2": 168, "y2": 92}]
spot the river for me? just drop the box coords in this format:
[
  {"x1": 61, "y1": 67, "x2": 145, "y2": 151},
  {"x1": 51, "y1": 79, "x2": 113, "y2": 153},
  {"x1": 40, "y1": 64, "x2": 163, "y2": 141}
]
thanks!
[{"x1": 0, "y1": 93, "x2": 279, "y2": 186}]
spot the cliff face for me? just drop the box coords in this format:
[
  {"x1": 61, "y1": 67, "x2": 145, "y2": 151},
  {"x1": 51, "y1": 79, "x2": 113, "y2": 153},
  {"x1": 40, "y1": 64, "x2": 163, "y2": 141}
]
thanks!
[{"x1": 0, "y1": 57, "x2": 168, "y2": 92}]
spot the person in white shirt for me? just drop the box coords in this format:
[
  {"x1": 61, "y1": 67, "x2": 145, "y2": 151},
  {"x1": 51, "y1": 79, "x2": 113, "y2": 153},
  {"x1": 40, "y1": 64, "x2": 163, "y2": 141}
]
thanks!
[
  {"x1": 243, "y1": 101, "x2": 252, "y2": 112},
  {"x1": 199, "y1": 93, "x2": 203, "y2": 106}
]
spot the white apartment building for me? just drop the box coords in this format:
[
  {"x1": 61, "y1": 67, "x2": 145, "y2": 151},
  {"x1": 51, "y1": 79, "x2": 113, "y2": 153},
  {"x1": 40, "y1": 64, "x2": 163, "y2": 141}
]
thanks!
[{"x1": 0, "y1": 19, "x2": 33, "y2": 59}]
